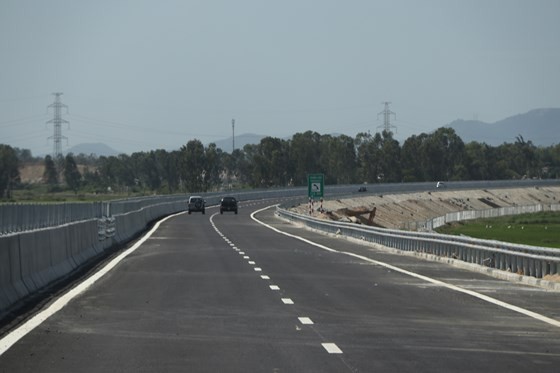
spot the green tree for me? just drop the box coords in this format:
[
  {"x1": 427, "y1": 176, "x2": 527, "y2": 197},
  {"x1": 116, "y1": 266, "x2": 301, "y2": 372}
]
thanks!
[
  {"x1": 132, "y1": 151, "x2": 163, "y2": 192},
  {"x1": 64, "y1": 153, "x2": 82, "y2": 193},
  {"x1": 355, "y1": 132, "x2": 384, "y2": 183},
  {"x1": 378, "y1": 131, "x2": 401, "y2": 182},
  {"x1": 420, "y1": 128, "x2": 465, "y2": 181},
  {"x1": 204, "y1": 143, "x2": 223, "y2": 191},
  {"x1": 322, "y1": 134, "x2": 356, "y2": 184},
  {"x1": 223, "y1": 148, "x2": 250, "y2": 187},
  {"x1": 251, "y1": 137, "x2": 290, "y2": 187},
  {"x1": 538, "y1": 143, "x2": 560, "y2": 179},
  {"x1": 0, "y1": 144, "x2": 20, "y2": 199},
  {"x1": 289, "y1": 131, "x2": 322, "y2": 186},
  {"x1": 43, "y1": 155, "x2": 59, "y2": 186},
  {"x1": 401, "y1": 134, "x2": 426, "y2": 182},
  {"x1": 179, "y1": 139, "x2": 206, "y2": 192},
  {"x1": 159, "y1": 150, "x2": 180, "y2": 193},
  {"x1": 15, "y1": 148, "x2": 33, "y2": 163}
]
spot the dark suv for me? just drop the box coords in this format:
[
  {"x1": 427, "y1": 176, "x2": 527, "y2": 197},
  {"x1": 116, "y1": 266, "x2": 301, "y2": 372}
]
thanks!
[
  {"x1": 188, "y1": 196, "x2": 205, "y2": 214},
  {"x1": 220, "y1": 196, "x2": 238, "y2": 214}
]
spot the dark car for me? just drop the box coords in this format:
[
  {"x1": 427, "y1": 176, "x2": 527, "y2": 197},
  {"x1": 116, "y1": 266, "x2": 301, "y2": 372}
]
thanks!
[
  {"x1": 188, "y1": 196, "x2": 205, "y2": 214},
  {"x1": 220, "y1": 196, "x2": 238, "y2": 214}
]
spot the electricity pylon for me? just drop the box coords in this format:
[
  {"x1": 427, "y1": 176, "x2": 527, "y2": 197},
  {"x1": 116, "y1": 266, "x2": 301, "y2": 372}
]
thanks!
[{"x1": 46, "y1": 92, "x2": 69, "y2": 158}]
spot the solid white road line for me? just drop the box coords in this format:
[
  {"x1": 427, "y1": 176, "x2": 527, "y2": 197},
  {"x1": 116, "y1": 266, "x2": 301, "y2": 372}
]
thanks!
[
  {"x1": 0, "y1": 211, "x2": 185, "y2": 356},
  {"x1": 250, "y1": 206, "x2": 560, "y2": 329}
]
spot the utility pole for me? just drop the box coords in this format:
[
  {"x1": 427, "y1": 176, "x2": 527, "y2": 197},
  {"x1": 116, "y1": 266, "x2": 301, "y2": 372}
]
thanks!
[
  {"x1": 377, "y1": 101, "x2": 397, "y2": 134},
  {"x1": 46, "y1": 92, "x2": 69, "y2": 158},
  {"x1": 232, "y1": 118, "x2": 235, "y2": 152}
]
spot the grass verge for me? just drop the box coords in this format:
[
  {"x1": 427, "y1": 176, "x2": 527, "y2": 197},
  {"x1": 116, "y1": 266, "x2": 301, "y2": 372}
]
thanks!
[{"x1": 435, "y1": 211, "x2": 560, "y2": 249}]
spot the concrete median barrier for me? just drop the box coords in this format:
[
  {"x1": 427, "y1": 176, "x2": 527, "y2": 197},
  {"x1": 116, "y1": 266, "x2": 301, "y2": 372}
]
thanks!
[
  {"x1": 18, "y1": 229, "x2": 57, "y2": 295},
  {"x1": 1, "y1": 200, "x2": 187, "y2": 318},
  {"x1": 0, "y1": 235, "x2": 28, "y2": 316}
]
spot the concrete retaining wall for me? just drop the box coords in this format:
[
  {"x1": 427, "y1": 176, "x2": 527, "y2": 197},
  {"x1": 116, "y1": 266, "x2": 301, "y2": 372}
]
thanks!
[{"x1": 0, "y1": 200, "x2": 186, "y2": 319}]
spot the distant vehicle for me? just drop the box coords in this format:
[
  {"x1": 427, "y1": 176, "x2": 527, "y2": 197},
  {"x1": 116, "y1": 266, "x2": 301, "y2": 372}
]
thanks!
[
  {"x1": 188, "y1": 196, "x2": 206, "y2": 214},
  {"x1": 436, "y1": 181, "x2": 445, "y2": 188},
  {"x1": 220, "y1": 196, "x2": 238, "y2": 214},
  {"x1": 358, "y1": 186, "x2": 367, "y2": 192}
]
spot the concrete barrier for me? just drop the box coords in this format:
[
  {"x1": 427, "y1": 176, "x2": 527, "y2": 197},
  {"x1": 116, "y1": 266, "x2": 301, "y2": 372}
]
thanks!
[
  {"x1": 0, "y1": 235, "x2": 28, "y2": 314},
  {"x1": 0, "y1": 219, "x2": 116, "y2": 319},
  {"x1": 18, "y1": 229, "x2": 57, "y2": 295},
  {"x1": 1, "y1": 199, "x2": 190, "y2": 318},
  {"x1": 50, "y1": 226, "x2": 75, "y2": 281}
]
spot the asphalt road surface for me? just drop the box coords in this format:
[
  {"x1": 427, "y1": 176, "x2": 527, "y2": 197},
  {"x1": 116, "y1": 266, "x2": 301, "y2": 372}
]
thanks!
[{"x1": 1, "y1": 198, "x2": 559, "y2": 372}]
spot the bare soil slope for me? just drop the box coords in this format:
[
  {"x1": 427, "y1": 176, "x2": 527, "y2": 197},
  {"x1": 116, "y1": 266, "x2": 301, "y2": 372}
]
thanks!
[{"x1": 291, "y1": 186, "x2": 560, "y2": 230}]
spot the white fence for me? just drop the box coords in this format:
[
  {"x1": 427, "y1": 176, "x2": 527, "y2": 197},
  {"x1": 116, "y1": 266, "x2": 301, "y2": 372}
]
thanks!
[{"x1": 403, "y1": 203, "x2": 560, "y2": 231}]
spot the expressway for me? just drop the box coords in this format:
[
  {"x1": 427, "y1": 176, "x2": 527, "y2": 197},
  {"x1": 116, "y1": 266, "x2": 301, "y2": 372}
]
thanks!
[{"x1": 1, "y1": 197, "x2": 559, "y2": 372}]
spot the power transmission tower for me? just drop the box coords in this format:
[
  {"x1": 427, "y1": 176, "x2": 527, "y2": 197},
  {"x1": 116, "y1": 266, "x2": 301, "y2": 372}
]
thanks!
[
  {"x1": 377, "y1": 101, "x2": 397, "y2": 134},
  {"x1": 232, "y1": 118, "x2": 235, "y2": 152},
  {"x1": 46, "y1": 92, "x2": 69, "y2": 158}
]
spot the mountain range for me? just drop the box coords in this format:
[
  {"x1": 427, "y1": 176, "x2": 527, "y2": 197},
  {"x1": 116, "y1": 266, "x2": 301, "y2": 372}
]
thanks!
[
  {"x1": 64, "y1": 108, "x2": 559, "y2": 156},
  {"x1": 66, "y1": 142, "x2": 120, "y2": 157},
  {"x1": 445, "y1": 108, "x2": 559, "y2": 146}
]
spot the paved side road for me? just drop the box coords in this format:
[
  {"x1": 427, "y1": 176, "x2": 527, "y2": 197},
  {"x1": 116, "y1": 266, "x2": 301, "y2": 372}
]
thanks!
[{"x1": 0, "y1": 199, "x2": 559, "y2": 372}]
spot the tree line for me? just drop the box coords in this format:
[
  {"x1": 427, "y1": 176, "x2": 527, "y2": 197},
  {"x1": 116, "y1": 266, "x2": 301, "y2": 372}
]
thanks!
[{"x1": 1, "y1": 127, "x2": 559, "y2": 199}]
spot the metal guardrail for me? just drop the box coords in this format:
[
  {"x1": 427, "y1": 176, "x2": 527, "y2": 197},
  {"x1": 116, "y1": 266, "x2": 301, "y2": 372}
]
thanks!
[
  {"x1": 2, "y1": 179, "x2": 559, "y2": 236},
  {"x1": 276, "y1": 207, "x2": 560, "y2": 279},
  {"x1": 0, "y1": 187, "x2": 309, "y2": 236}
]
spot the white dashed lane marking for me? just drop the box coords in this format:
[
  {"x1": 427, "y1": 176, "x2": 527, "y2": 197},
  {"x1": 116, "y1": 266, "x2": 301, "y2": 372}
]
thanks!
[
  {"x1": 322, "y1": 343, "x2": 343, "y2": 354},
  {"x1": 213, "y1": 211, "x2": 346, "y2": 357},
  {"x1": 250, "y1": 206, "x2": 560, "y2": 329}
]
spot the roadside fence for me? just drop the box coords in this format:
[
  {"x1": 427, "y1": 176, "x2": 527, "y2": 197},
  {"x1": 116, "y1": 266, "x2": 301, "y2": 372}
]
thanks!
[
  {"x1": 276, "y1": 206, "x2": 560, "y2": 281},
  {"x1": 403, "y1": 203, "x2": 560, "y2": 231}
]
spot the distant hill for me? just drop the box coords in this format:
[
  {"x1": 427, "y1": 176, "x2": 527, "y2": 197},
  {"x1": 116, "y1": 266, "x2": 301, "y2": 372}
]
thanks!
[
  {"x1": 66, "y1": 142, "x2": 120, "y2": 157},
  {"x1": 446, "y1": 108, "x2": 560, "y2": 146},
  {"x1": 211, "y1": 133, "x2": 266, "y2": 153}
]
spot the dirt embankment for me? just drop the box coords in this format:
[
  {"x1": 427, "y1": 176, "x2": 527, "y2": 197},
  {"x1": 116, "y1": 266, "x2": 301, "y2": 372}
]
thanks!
[
  {"x1": 19, "y1": 163, "x2": 92, "y2": 184},
  {"x1": 291, "y1": 186, "x2": 560, "y2": 230}
]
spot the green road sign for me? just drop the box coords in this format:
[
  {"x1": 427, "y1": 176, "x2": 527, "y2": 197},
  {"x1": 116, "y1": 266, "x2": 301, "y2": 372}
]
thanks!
[{"x1": 308, "y1": 173, "x2": 324, "y2": 199}]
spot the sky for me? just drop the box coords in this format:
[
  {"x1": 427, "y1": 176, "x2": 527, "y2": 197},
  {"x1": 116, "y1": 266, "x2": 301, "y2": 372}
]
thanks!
[{"x1": 1, "y1": 0, "x2": 559, "y2": 156}]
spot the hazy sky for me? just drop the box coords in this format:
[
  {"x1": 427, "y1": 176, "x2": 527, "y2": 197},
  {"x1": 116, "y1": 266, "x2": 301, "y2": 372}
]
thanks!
[{"x1": 1, "y1": 0, "x2": 559, "y2": 155}]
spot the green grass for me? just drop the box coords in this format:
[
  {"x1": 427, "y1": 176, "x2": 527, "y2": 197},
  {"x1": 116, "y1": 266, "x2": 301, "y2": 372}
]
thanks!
[
  {"x1": 435, "y1": 211, "x2": 560, "y2": 249},
  {"x1": 4, "y1": 185, "x2": 146, "y2": 203}
]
